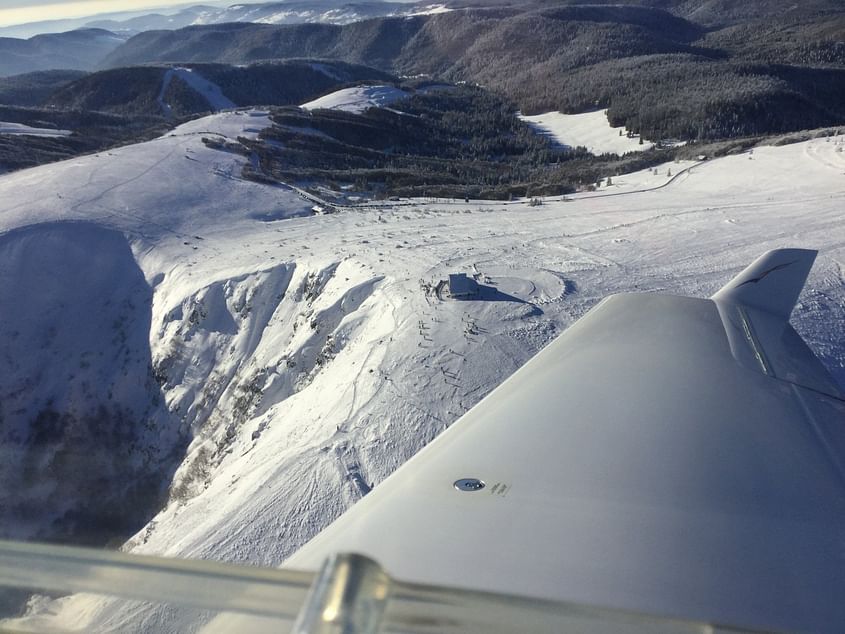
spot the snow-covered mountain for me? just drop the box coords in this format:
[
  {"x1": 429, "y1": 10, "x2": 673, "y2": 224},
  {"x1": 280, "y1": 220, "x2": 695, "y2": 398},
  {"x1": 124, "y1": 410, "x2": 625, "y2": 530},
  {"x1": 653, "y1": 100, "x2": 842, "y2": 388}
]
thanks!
[
  {"x1": 172, "y1": 1, "x2": 449, "y2": 29},
  {"x1": 0, "y1": 1, "x2": 448, "y2": 40},
  {"x1": 0, "y1": 102, "x2": 843, "y2": 630},
  {"x1": 300, "y1": 84, "x2": 409, "y2": 113}
]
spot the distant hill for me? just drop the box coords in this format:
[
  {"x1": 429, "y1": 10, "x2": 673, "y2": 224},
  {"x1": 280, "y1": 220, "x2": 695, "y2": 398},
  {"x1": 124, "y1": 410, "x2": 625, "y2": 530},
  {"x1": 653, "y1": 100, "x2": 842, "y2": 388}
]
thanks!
[
  {"x1": 87, "y1": 1, "x2": 420, "y2": 33},
  {"x1": 669, "y1": 0, "x2": 843, "y2": 27},
  {"x1": 538, "y1": 54, "x2": 845, "y2": 139},
  {"x1": 700, "y1": 14, "x2": 845, "y2": 65},
  {"x1": 0, "y1": 59, "x2": 395, "y2": 175},
  {"x1": 99, "y1": 3, "x2": 845, "y2": 140},
  {"x1": 0, "y1": 0, "x2": 441, "y2": 39},
  {"x1": 100, "y1": 18, "x2": 431, "y2": 70},
  {"x1": 0, "y1": 70, "x2": 87, "y2": 106},
  {"x1": 46, "y1": 60, "x2": 396, "y2": 117},
  {"x1": 46, "y1": 66, "x2": 173, "y2": 116},
  {"x1": 0, "y1": 29, "x2": 125, "y2": 77},
  {"x1": 2, "y1": 0, "x2": 844, "y2": 141},
  {"x1": 101, "y1": 6, "x2": 702, "y2": 71}
]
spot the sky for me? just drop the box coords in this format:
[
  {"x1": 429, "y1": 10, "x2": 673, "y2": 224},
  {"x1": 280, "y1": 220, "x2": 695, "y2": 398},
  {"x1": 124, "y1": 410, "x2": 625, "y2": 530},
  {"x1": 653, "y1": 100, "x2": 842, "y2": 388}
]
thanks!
[{"x1": 0, "y1": 0, "x2": 226, "y2": 26}]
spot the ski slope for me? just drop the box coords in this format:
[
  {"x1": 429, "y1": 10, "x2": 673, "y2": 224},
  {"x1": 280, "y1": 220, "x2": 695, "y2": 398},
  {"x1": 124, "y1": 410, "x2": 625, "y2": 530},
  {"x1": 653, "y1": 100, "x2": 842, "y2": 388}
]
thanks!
[
  {"x1": 300, "y1": 85, "x2": 409, "y2": 113},
  {"x1": 0, "y1": 111, "x2": 843, "y2": 632},
  {"x1": 0, "y1": 122, "x2": 71, "y2": 137},
  {"x1": 519, "y1": 109, "x2": 654, "y2": 155},
  {"x1": 172, "y1": 67, "x2": 236, "y2": 111},
  {"x1": 157, "y1": 68, "x2": 236, "y2": 117}
]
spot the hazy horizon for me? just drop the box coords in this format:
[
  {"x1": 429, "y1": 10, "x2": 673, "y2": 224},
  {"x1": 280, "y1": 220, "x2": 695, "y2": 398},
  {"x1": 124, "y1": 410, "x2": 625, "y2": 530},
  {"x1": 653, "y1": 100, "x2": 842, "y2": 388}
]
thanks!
[{"x1": 0, "y1": 0, "x2": 232, "y2": 27}]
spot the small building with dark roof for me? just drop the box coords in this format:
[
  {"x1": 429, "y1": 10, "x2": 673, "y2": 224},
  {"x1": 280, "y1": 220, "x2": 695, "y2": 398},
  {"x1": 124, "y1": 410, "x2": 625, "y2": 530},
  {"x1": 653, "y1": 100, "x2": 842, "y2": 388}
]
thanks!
[{"x1": 448, "y1": 273, "x2": 479, "y2": 299}]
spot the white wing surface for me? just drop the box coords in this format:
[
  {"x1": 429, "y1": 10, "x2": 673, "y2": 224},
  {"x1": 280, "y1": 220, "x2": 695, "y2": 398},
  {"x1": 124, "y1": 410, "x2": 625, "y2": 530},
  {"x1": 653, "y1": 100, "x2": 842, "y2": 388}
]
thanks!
[{"x1": 285, "y1": 249, "x2": 845, "y2": 632}]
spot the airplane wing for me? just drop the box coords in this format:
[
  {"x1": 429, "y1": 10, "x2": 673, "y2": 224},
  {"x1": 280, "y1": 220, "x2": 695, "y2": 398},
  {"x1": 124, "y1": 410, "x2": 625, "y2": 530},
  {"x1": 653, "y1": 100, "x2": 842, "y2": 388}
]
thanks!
[
  {"x1": 1, "y1": 249, "x2": 842, "y2": 633},
  {"x1": 283, "y1": 248, "x2": 845, "y2": 633}
]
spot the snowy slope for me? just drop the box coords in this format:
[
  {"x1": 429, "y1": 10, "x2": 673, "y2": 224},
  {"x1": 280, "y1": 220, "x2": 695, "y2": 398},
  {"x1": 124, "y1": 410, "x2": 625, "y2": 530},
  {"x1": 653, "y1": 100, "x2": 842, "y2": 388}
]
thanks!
[
  {"x1": 157, "y1": 68, "x2": 236, "y2": 117},
  {"x1": 300, "y1": 85, "x2": 409, "y2": 113},
  {"x1": 0, "y1": 122, "x2": 71, "y2": 136},
  {"x1": 0, "y1": 109, "x2": 310, "y2": 547},
  {"x1": 0, "y1": 109, "x2": 310, "y2": 238},
  {"x1": 0, "y1": 222, "x2": 186, "y2": 546},
  {"x1": 170, "y1": 68, "x2": 236, "y2": 111},
  {"x1": 519, "y1": 110, "x2": 654, "y2": 155},
  {"x1": 0, "y1": 113, "x2": 844, "y2": 631}
]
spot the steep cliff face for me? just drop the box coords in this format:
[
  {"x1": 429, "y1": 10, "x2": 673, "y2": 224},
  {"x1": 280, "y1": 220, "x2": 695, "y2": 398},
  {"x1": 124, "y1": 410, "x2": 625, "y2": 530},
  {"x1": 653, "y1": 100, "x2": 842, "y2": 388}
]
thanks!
[
  {"x1": 0, "y1": 222, "x2": 187, "y2": 546},
  {"x1": 0, "y1": 218, "x2": 389, "y2": 555},
  {"x1": 150, "y1": 258, "x2": 386, "y2": 507}
]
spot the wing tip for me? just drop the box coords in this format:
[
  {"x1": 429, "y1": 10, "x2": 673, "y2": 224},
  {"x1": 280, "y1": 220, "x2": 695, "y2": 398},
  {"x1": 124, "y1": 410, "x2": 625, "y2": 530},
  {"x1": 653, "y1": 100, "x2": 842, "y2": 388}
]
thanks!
[{"x1": 711, "y1": 248, "x2": 817, "y2": 320}]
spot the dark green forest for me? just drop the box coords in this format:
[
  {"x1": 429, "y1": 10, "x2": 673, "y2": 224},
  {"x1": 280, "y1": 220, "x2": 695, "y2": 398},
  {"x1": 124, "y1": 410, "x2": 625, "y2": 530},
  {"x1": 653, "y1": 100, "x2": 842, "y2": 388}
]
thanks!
[
  {"x1": 2, "y1": 0, "x2": 844, "y2": 175},
  {"x1": 0, "y1": 60, "x2": 395, "y2": 171},
  {"x1": 99, "y1": 1, "x2": 845, "y2": 142},
  {"x1": 243, "y1": 86, "x2": 674, "y2": 200}
]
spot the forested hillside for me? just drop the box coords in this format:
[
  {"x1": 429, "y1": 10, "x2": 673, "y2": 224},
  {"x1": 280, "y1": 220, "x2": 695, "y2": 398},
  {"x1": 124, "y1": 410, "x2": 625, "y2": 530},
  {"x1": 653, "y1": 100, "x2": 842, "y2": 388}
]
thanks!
[
  {"x1": 46, "y1": 60, "x2": 395, "y2": 116},
  {"x1": 0, "y1": 105, "x2": 167, "y2": 172},
  {"x1": 100, "y1": 1, "x2": 845, "y2": 141},
  {"x1": 245, "y1": 85, "x2": 672, "y2": 200},
  {"x1": 0, "y1": 70, "x2": 87, "y2": 106},
  {"x1": 0, "y1": 29, "x2": 123, "y2": 76},
  {"x1": 0, "y1": 60, "x2": 394, "y2": 172}
]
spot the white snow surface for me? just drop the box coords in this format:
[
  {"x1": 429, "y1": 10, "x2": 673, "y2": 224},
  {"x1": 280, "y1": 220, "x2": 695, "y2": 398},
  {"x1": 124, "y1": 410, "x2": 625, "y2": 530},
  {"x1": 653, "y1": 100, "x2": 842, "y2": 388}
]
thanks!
[
  {"x1": 0, "y1": 109, "x2": 308, "y2": 237},
  {"x1": 408, "y1": 4, "x2": 453, "y2": 15},
  {"x1": 0, "y1": 122, "x2": 71, "y2": 137},
  {"x1": 519, "y1": 110, "x2": 654, "y2": 155},
  {"x1": 188, "y1": 2, "x2": 448, "y2": 27},
  {"x1": 0, "y1": 110, "x2": 844, "y2": 632},
  {"x1": 158, "y1": 68, "x2": 236, "y2": 117},
  {"x1": 575, "y1": 158, "x2": 701, "y2": 196},
  {"x1": 300, "y1": 85, "x2": 410, "y2": 113}
]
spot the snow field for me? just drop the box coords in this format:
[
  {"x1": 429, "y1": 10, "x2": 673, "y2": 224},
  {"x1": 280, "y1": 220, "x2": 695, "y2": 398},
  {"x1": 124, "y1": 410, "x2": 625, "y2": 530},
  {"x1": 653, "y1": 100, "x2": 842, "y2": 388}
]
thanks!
[
  {"x1": 519, "y1": 109, "x2": 654, "y2": 155},
  {"x1": 300, "y1": 85, "x2": 410, "y2": 113},
  {"x1": 0, "y1": 111, "x2": 844, "y2": 632},
  {"x1": 0, "y1": 109, "x2": 311, "y2": 241},
  {"x1": 0, "y1": 122, "x2": 71, "y2": 137}
]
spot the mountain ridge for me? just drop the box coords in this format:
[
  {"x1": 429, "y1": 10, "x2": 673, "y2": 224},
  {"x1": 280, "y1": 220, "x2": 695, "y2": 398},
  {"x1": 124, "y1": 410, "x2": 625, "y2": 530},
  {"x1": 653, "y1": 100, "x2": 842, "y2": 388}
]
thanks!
[
  {"x1": 95, "y1": 4, "x2": 845, "y2": 140},
  {"x1": 45, "y1": 60, "x2": 396, "y2": 117},
  {"x1": 0, "y1": 28, "x2": 125, "y2": 77}
]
